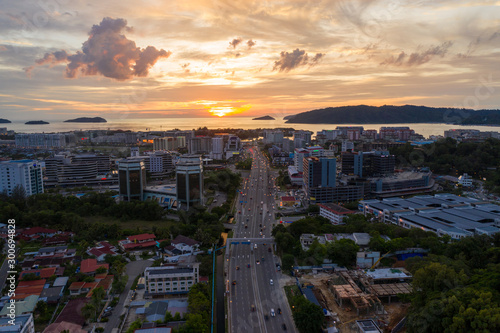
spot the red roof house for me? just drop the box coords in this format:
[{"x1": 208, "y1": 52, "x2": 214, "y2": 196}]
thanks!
[{"x1": 80, "y1": 259, "x2": 109, "y2": 275}]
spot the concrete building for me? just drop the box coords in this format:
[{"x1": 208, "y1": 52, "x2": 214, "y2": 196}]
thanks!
[
  {"x1": 147, "y1": 151, "x2": 174, "y2": 178},
  {"x1": 379, "y1": 127, "x2": 414, "y2": 141},
  {"x1": 0, "y1": 314, "x2": 35, "y2": 333},
  {"x1": 341, "y1": 151, "x2": 395, "y2": 177},
  {"x1": 458, "y1": 173, "x2": 473, "y2": 187},
  {"x1": 341, "y1": 140, "x2": 354, "y2": 152},
  {"x1": 153, "y1": 137, "x2": 185, "y2": 151},
  {"x1": 15, "y1": 133, "x2": 75, "y2": 149},
  {"x1": 319, "y1": 203, "x2": 355, "y2": 225},
  {"x1": 118, "y1": 159, "x2": 147, "y2": 201},
  {"x1": 144, "y1": 260, "x2": 200, "y2": 296},
  {"x1": 189, "y1": 136, "x2": 212, "y2": 155},
  {"x1": 44, "y1": 154, "x2": 112, "y2": 187},
  {"x1": 263, "y1": 130, "x2": 284, "y2": 145},
  {"x1": 211, "y1": 137, "x2": 224, "y2": 160},
  {"x1": 0, "y1": 160, "x2": 43, "y2": 196},
  {"x1": 176, "y1": 155, "x2": 203, "y2": 210},
  {"x1": 294, "y1": 146, "x2": 325, "y2": 172}
]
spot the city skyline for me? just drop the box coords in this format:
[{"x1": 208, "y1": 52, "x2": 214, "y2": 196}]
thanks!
[{"x1": 1, "y1": 0, "x2": 500, "y2": 121}]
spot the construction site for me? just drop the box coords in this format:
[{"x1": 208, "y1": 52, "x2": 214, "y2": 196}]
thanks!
[{"x1": 289, "y1": 267, "x2": 412, "y2": 333}]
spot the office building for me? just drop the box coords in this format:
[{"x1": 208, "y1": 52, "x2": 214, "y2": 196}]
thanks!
[
  {"x1": 118, "y1": 159, "x2": 147, "y2": 201},
  {"x1": 44, "y1": 154, "x2": 112, "y2": 187},
  {"x1": 336, "y1": 126, "x2": 364, "y2": 137},
  {"x1": 294, "y1": 146, "x2": 325, "y2": 172},
  {"x1": 15, "y1": 133, "x2": 76, "y2": 149},
  {"x1": 176, "y1": 155, "x2": 203, "y2": 210},
  {"x1": 263, "y1": 130, "x2": 284, "y2": 145},
  {"x1": 293, "y1": 130, "x2": 312, "y2": 146},
  {"x1": 316, "y1": 129, "x2": 341, "y2": 141},
  {"x1": 144, "y1": 260, "x2": 200, "y2": 296},
  {"x1": 211, "y1": 137, "x2": 224, "y2": 160},
  {"x1": 379, "y1": 127, "x2": 414, "y2": 141},
  {"x1": 189, "y1": 136, "x2": 212, "y2": 155},
  {"x1": 147, "y1": 151, "x2": 174, "y2": 178},
  {"x1": 341, "y1": 140, "x2": 354, "y2": 152},
  {"x1": 153, "y1": 137, "x2": 186, "y2": 151},
  {"x1": 0, "y1": 160, "x2": 43, "y2": 196},
  {"x1": 341, "y1": 151, "x2": 395, "y2": 177},
  {"x1": 225, "y1": 136, "x2": 241, "y2": 159}
]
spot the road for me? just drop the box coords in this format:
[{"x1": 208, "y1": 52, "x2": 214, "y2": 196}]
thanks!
[
  {"x1": 104, "y1": 260, "x2": 152, "y2": 333},
  {"x1": 228, "y1": 145, "x2": 297, "y2": 333}
]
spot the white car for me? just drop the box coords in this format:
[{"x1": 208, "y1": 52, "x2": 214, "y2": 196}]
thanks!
[
  {"x1": 271, "y1": 308, "x2": 275, "y2": 317},
  {"x1": 270, "y1": 279, "x2": 274, "y2": 285}
]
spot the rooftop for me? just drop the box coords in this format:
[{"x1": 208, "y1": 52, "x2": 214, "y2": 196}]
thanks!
[{"x1": 363, "y1": 268, "x2": 412, "y2": 280}]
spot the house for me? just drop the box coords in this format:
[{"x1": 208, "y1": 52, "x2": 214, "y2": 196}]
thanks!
[
  {"x1": 34, "y1": 246, "x2": 74, "y2": 259},
  {"x1": 87, "y1": 241, "x2": 119, "y2": 262},
  {"x1": 144, "y1": 301, "x2": 169, "y2": 322},
  {"x1": 18, "y1": 227, "x2": 57, "y2": 241},
  {"x1": 280, "y1": 196, "x2": 298, "y2": 207},
  {"x1": 87, "y1": 275, "x2": 114, "y2": 297},
  {"x1": 0, "y1": 314, "x2": 35, "y2": 333},
  {"x1": 12, "y1": 280, "x2": 46, "y2": 301},
  {"x1": 80, "y1": 258, "x2": 109, "y2": 275},
  {"x1": 319, "y1": 203, "x2": 355, "y2": 225},
  {"x1": 0, "y1": 295, "x2": 39, "y2": 316},
  {"x1": 68, "y1": 282, "x2": 98, "y2": 296},
  {"x1": 20, "y1": 267, "x2": 56, "y2": 280},
  {"x1": 171, "y1": 235, "x2": 200, "y2": 254},
  {"x1": 42, "y1": 232, "x2": 74, "y2": 246},
  {"x1": 119, "y1": 233, "x2": 157, "y2": 251},
  {"x1": 40, "y1": 286, "x2": 64, "y2": 304}
]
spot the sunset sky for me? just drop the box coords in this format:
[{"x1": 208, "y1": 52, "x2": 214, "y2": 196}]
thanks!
[{"x1": 1, "y1": 0, "x2": 500, "y2": 121}]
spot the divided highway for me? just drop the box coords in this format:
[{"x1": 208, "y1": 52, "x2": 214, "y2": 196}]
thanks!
[{"x1": 228, "y1": 146, "x2": 296, "y2": 333}]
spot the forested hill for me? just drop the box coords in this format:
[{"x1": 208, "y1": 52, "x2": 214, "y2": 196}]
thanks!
[{"x1": 285, "y1": 105, "x2": 500, "y2": 125}]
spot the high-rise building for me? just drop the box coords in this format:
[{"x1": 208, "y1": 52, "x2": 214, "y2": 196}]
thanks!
[
  {"x1": 189, "y1": 137, "x2": 212, "y2": 154},
  {"x1": 303, "y1": 157, "x2": 336, "y2": 189},
  {"x1": 15, "y1": 133, "x2": 76, "y2": 148},
  {"x1": 118, "y1": 159, "x2": 147, "y2": 201},
  {"x1": 341, "y1": 151, "x2": 395, "y2": 177},
  {"x1": 44, "y1": 154, "x2": 111, "y2": 187},
  {"x1": 263, "y1": 130, "x2": 284, "y2": 145},
  {"x1": 176, "y1": 155, "x2": 204, "y2": 210},
  {"x1": 0, "y1": 160, "x2": 43, "y2": 196},
  {"x1": 341, "y1": 140, "x2": 354, "y2": 152},
  {"x1": 211, "y1": 137, "x2": 224, "y2": 160},
  {"x1": 293, "y1": 146, "x2": 325, "y2": 172},
  {"x1": 153, "y1": 137, "x2": 184, "y2": 151},
  {"x1": 147, "y1": 151, "x2": 174, "y2": 178},
  {"x1": 293, "y1": 130, "x2": 312, "y2": 146}
]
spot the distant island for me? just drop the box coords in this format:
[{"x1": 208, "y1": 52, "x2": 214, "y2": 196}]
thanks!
[
  {"x1": 64, "y1": 117, "x2": 107, "y2": 123},
  {"x1": 283, "y1": 115, "x2": 295, "y2": 120},
  {"x1": 0, "y1": 118, "x2": 11, "y2": 123},
  {"x1": 25, "y1": 120, "x2": 49, "y2": 125},
  {"x1": 253, "y1": 115, "x2": 275, "y2": 120},
  {"x1": 285, "y1": 105, "x2": 500, "y2": 125}
]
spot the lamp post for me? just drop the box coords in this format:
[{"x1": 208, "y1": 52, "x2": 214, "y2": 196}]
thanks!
[{"x1": 210, "y1": 243, "x2": 226, "y2": 333}]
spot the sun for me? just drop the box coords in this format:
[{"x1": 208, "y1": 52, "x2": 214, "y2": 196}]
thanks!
[{"x1": 209, "y1": 106, "x2": 234, "y2": 117}]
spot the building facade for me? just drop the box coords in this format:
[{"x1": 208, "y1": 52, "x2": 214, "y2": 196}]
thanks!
[
  {"x1": 0, "y1": 160, "x2": 43, "y2": 196},
  {"x1": 144, "y1": 263, "x2": 200, "y2": 296},
  {"x1": 176, "y1": 155, "x2": 203, "y2": 210},
  {"x1": 118, "y1": 159, "x2": 147, "y2": 201}
]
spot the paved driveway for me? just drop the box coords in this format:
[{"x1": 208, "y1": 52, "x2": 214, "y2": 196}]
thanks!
[{"x1": 104, "y1": 260, "x2": 153, "y2": 333}]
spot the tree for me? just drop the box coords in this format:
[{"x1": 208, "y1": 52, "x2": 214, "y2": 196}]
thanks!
[
  {"x1": 326, "y1": 239, "x2": 359, "y2": 267},
  {"x1": 282, "y1": 254, "x2": 295, "y2": 272},
  {"x1": 35, "y1": 300, "x2": 47, "y2": 316},
  {"x1": 82, "y1": 303, "x2": 97, "y2": 323},
  {"x1": 181, "y1": 313, "x2": 209, "y2": 333},
  {"x1": 292, "y1": 296, "x2": 324, "y2": 333}
]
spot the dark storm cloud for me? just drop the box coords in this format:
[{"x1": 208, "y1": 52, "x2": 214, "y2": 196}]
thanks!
[
  {"x1": 273, "y1": 49, "x2": 324, "y2": 72},
  {"x1": 382, "y1": 41, "x2": 452, "y2": 66},
  {"x1": 25, "y1": 17, "x2": 171, "y2": 80},
  {"x1": 229, "y1": 37, "x2": 243, "y2": 49}
]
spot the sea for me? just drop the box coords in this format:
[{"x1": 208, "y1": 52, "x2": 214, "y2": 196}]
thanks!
[{"x1": 4, "y1": 117, "x2": 500, "y2": 138}]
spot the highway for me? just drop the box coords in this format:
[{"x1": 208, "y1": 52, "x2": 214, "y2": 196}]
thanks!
[{"x1": 228, "y1": 145, "x2": 296, "y2": 333}]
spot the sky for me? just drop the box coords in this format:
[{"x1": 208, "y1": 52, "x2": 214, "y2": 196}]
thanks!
[{"x1": 1, "y1": 0, "x2": 500, "y2": 121}]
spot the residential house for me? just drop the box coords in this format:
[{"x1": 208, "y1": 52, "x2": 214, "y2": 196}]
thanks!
[
  {"x1": 119, "y1": 233, "x2": 157, "y2": 251},
  {"x1": 87, "y1": 241, "x2": 119, "y2": 262},
  {"x1": 171, "y1": 235, "x2": 200, "y2": 254},
  {"x1": 0, "y1": 295, "x2": 39, "y2": 316},
  {"x1": 19, "y1": 267, "x2": 56, "y2": 280},
  {"x1": 0, "y1": 314, "x2": 35, "y2": 333},
  {"x1": 80, "y1": 258, "x2": 109, "y2": 275},
  {"x1": 68, "y1": 282, "x2": 98, "y2": 296},
  {"x1": 17, "y1": 227, "x2": 57, "y2": 241}
]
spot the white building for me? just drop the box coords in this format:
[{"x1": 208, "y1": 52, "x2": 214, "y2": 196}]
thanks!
[
  {"x1": 0, "y1": 160, "x2": 43, "y2": 196},
  {"x1": 0, "y1": 314, "x2": 35, "y2": 333},
  {"x1": 341, "y1": 140, "x2": 354, "y2": 152},
  {"x1": 319, "y1": 203, "x2": 355, "y2": 225},
  {"x1": 211, "y1": 137, "x2": 224, "y2": 160},
  {"x1": 15, "y1": 133, "x2": 75, "y2": 148},
  {"x1": 458, "y1": 173, "x2": 472, "y2": 187},
  {"x1": 263, "y1": 130, "x2": 284, "y2": 145},
  {"x1": 144, "y1": 261, "x2": 200, "y2": 296},
  {"x1": 293, "y1": 146, "x2": 325, "y2": 172}
]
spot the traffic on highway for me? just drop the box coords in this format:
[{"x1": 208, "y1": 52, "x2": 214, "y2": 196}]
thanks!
[{"x1": 228, "y1": 145, "x2": 296, "y2": 333}]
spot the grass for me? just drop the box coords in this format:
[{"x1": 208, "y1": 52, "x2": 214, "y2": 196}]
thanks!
[
  {"x1": 206, "y1": 197, "x2": 214, "y2": 205},
  {"x1": 130, "y1": 275, "x2": 140, "y2": 290},
  {"x1": 284, "y1": 285, "x2": 300, "y2": 309},
  {"x1": 83, "y1": 216, "x2": 177, "y2": 231}
]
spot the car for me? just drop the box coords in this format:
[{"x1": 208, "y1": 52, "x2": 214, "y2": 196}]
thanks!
[
  {"x1": 254, "y1": 244, "x2": 257, "y2": 249},
  {"x1": 261, "y1": 256, "x2": 265, "y2": 261},
  {"x1": 236, "y1": 266, "x2": 240, "y2": 270},
  {"x1": 232, "y1": 280, "x2": 236, "y2": 285},
  {"x1": 271, "y1": 308, "x2": 275, "y2": 317},
  {"x1": 238, "y1": 211, "x2": 241, "y2": 214},
  {"x1": 247, "y1": 264, "x2": 250, "y2": 268},
  {"x1": 264, "y1": 314, "x2": 269, "y2": 320},
  {"x1": 259, "y1": 224, "x2": 262, "y2": 227},
  {"x1": 102, "y1": 311, "x2": 112, "y2": 318},
  {"x1": 270, "y1": 279, "x2": 273, "y2": 285},
  {"x1": 282, "y1": 323, "x2": 287, "y2": 330},
  {"x1": 277, "y1": 265, "x2": 281, "y2": 271},
  {"x1": 259, "y1": 232, "x2": 262, "y2": 236},
  {"x1": 268, "y1": 247, "x2": 272, "y2": 252},
  {"x1": 245, "y1": 225, "x2": 248, "y2": 228},
  {"x1": 248, "y1": 208, "x2": 251, "y2": 211},
  {"x1": 105, "y1": 306, "x2": 113, "y2": 312},
  {"x1": 256, "y1": 260, "x2": 260, "y2": 265},
  {"x1": 278, "y1": 308, "x2": 282, "y2": 314},
  {"x1": 251, "y1": 304, "x2": 255, "y2": 312}
]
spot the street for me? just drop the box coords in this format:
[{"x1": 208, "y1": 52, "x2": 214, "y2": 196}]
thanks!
[{"x1": 228, "y1": 145, "x2": 297, "y2": 333}]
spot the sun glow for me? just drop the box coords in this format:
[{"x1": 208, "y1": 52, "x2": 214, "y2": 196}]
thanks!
[{"x1": 207, "y1": 104, "x2": 252, "y2": 117}]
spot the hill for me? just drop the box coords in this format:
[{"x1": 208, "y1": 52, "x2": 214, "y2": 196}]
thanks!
[
  {"x1": 64, "y1": 117, "x2": 107, "y2": 123},
  {"x1": 25, "y1": 120, "x2": 49, "y2": 125},
  {"x1": 0, "y1": 118, "x2": 11, "y2": 123},
  {"x1": 285, "y1": 105, "x2": 500, "y2": 125},
  {"x1": 252, "y1": 115, "x2": 275, "y2": 120}
]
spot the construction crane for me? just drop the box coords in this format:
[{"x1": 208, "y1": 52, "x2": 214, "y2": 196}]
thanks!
[{"x1": 371, "y1": 252, "x2": 391, "y2": 269}]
